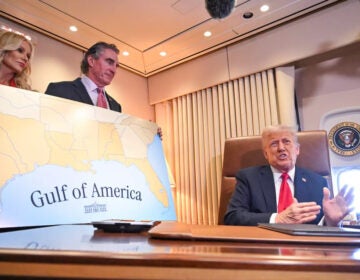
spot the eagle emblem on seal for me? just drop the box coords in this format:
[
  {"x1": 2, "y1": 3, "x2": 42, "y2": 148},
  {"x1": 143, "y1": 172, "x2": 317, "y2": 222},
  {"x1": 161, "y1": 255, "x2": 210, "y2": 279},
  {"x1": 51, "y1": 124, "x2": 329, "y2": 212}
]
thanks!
[{"x1": 328, "y1": 122, "x2": 360, "y2": 156}]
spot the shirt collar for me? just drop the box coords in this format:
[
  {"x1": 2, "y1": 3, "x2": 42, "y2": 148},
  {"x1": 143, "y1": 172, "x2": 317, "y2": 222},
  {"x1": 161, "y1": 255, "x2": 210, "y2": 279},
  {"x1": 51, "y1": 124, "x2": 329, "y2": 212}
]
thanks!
[
  {"x1": 81, "y1": 75, "x2": 103, "y2": 92},
  {"x1": 270, "y1": 166, "x2": 295, "y2": 182}
]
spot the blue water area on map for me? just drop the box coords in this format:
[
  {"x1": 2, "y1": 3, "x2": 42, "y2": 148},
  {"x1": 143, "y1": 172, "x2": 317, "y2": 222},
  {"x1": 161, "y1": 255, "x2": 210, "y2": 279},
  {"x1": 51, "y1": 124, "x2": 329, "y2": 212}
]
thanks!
[
  {"x1": 147, "y1": 134, "x2": 176, "y2": 219},
  {"x1": 0, "y1": 136, "x2": 176, "y2": 228}
]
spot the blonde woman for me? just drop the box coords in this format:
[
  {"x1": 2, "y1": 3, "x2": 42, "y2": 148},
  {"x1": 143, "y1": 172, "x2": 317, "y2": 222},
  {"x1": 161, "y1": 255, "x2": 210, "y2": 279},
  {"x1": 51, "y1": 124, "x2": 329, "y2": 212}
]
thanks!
[{"x1": 0, "y1": 30, "x2": 33, "y2": 90}]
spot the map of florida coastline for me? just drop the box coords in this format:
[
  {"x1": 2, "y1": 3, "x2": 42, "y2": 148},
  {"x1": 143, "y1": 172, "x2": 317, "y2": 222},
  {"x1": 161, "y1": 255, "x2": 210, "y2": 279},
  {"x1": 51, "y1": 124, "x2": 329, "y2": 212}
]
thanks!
[{"x1": 0, "y1": 93, "x2": 169, "y2": 208}]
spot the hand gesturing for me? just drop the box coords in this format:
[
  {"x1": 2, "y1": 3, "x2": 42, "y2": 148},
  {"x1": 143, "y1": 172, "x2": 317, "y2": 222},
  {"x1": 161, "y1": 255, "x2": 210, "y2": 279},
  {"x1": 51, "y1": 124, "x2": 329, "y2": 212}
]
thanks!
[
  {"x1": 323, "y1": 185, "x2": 354, "y2": 226},
  {"x1": 276, "y1": 198, "x2": 321, "y2": 224}
]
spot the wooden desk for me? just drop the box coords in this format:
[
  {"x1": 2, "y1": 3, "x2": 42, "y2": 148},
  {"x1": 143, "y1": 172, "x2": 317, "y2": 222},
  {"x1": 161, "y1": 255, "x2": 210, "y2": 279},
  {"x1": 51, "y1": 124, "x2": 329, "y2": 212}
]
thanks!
[{"x1": 0, "y1": 223, "x2": 359, "y2": 279}]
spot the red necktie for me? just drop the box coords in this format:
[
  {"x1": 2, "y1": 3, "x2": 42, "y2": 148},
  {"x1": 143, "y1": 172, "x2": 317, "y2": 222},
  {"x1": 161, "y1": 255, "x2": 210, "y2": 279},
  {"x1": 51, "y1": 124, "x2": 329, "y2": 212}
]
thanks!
[
  {"x1": 96, "y1": 88, "x2": 108, "y2": 109},
  {"x1": 278, "y1": 173, "x2": 293, "y2": 212}
]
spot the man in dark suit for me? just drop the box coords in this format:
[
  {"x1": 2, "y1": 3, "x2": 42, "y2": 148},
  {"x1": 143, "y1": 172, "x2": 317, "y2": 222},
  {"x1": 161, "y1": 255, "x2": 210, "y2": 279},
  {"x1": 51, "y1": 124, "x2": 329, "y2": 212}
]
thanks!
[
  {"x1": 224, "y1": 125, "x2": 354, "y2": 226},
  {"x1": 45, "y1": 42, "x2": 121, "y2": 112}
]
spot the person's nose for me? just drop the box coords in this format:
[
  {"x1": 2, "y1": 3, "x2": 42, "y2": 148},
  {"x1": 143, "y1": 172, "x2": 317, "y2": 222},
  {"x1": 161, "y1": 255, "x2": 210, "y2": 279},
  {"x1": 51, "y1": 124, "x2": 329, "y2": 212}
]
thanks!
[
  {"x1": 20, "y1": 53, "x2": 29, "y2": 63},
  {"x1": 277, "y1": 142, "x2": 285, "y2": 151}
]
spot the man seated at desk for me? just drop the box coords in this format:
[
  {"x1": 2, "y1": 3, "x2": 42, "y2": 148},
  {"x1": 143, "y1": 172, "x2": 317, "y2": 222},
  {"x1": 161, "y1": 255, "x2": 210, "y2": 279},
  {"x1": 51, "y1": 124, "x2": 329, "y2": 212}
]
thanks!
[{"x1": 224, "y1": 125, "x2": 354, "y2": 226}]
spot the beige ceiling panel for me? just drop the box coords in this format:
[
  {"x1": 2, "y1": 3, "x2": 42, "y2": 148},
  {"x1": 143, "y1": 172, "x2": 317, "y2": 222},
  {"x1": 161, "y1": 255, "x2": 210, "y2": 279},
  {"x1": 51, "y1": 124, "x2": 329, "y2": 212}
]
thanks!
[
  {"x1": 227, "y1": 0, "x2": 360, "y2": 80},
  {"x1": 143, "y1": 28, "x2": 237, "y2": 74},
  {"x1": 143, "y1": 0, "x2": 340, "y2": 74},
  {"x1": 1, "y1": 0, "x2": 144, "y2": 73},
  {"x1": 232, "y1": 0, "x2": 340, "y2": 34},
  {"x1": 0, "y1": 0, "x2": 345, "y2": 76},
  {"x1": 41, "y1": 0, "x2": 210, "y2": 50}
]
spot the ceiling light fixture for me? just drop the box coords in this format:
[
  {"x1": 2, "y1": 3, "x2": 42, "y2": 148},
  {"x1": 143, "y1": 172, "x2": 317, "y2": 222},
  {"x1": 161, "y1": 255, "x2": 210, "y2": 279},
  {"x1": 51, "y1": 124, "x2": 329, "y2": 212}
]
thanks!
[
  {"x1": 204, "y1": 31, "x2": 212, "y2": 37},
  {"x1": 122, "y1": 51, "x2": 129, "y2": 56},
  {"x1": 260, "y1": 4, "x2": 270, "y2": 12},
  {"x1": 69, "y1": 25, "x2": 78, "y2": 32},
  {"x1": 160, "y1": 51, "x2": 167, "y2": 57}
]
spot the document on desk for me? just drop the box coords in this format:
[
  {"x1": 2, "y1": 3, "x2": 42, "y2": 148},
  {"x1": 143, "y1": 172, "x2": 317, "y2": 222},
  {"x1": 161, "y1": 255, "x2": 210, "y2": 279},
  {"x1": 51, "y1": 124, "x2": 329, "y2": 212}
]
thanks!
[
  {"x1": 0, "y1": 86, "x2": 176, "y2": 228},
  {"x1": 148, "y1": 222, "x2": 360, "y2": 244},
  {"x1": 258, "y1": 223, "x2": 360, "y2": 237}
]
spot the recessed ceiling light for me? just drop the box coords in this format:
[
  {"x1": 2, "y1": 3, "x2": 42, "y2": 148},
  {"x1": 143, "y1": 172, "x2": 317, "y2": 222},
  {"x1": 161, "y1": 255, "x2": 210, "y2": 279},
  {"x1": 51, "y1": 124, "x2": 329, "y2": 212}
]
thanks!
[
  {"x1": 204, "y1": 31, "x2": 212, "y2": 37},
  {"x1": 260, "y1": 5, "x2": 269, "y2": 12},
  {"x1": 122, "y1": 51, "x2": 129, "y2": 56},
  {"x1": 160, "y1": 51, "x2": 167, "y2": 57},
  {"x1": 69, "y1": 25, "x2": 78, "y2": 32}
]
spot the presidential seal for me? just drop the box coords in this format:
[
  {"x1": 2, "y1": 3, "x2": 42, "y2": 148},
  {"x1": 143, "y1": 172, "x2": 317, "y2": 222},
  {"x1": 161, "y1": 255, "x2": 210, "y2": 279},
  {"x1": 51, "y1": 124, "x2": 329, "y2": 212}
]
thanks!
[{"x1": 328, "y1": 122, "x2": 360, "y2": 156}]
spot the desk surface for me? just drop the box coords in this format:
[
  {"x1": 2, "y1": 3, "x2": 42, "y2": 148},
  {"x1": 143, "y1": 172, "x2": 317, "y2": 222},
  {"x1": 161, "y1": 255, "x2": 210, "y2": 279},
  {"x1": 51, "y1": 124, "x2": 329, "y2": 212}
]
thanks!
[{"x1": 0, "y1": 223, "x2": 359, "y2": 279}]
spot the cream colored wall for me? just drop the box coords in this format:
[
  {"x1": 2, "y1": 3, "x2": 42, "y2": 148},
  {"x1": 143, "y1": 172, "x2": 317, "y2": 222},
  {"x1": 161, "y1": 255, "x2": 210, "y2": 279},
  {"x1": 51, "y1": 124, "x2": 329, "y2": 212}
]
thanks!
[
  {"x1": 107, "y1": 67, "x2": 154, "y2": 120},
  {"x1": 296, "y1": 50, "x2": 360, "y2": 131},
  {"x1": 295, "y1": 48, "x2": 360, "y2": 199},
  {"x1": 0, "y1": 17, "x2": 154, "y2": 121},
  {"x1": 0, "y1": 17, "x2": 82, "y2": 92},
  {"x1": 148, "y1": 0, "x2": 360, "y2": 105}
]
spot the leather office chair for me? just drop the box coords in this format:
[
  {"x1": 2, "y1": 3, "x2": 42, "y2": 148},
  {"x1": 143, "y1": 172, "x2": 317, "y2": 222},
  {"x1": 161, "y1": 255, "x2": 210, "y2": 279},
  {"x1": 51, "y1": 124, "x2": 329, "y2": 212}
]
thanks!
[{"x1": 218, "y1": 130, "x2": 333, "y2": 225}]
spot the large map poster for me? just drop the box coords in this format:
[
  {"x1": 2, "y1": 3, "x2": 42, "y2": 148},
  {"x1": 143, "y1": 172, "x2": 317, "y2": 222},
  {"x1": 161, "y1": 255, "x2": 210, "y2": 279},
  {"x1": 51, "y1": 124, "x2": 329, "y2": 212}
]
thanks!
[{"x1": 0, "y1": 85, "x2": 176, "y2": 228}]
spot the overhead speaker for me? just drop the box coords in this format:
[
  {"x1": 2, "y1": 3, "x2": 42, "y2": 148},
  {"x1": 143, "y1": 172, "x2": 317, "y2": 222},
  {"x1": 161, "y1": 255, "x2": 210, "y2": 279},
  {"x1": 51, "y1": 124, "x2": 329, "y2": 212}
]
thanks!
[{"x1": 206, "y1": 0, "x2": 235, "y2": 19}]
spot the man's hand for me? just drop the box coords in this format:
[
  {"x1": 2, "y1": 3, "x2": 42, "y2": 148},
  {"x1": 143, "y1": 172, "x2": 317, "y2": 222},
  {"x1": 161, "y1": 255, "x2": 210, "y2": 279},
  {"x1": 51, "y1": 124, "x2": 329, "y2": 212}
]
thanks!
[
  {"x1": 323, "y1": 185, "x2": 354, "y2": 226},
  {"x1": 275, "y1": 198, "x2": 321, "y2": 224}
]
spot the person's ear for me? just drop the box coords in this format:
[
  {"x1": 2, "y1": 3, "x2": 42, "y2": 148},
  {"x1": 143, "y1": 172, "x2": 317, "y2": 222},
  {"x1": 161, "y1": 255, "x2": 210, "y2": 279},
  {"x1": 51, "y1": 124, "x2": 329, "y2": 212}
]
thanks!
[{"x1": 87, "y1": 55, "x2": 95, "y2": 67}]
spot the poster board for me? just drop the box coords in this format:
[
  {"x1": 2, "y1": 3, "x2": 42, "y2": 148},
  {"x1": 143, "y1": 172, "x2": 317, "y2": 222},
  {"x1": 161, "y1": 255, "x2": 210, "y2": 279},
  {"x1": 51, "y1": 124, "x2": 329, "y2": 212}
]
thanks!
[{"x1": 0, "y1": 85, "x2": 176, "y2": 228}]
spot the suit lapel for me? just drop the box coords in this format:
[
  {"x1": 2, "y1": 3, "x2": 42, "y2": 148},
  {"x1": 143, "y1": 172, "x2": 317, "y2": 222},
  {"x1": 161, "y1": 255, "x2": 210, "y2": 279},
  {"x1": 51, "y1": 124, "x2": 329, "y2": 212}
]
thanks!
[
  {"x1": 105, "y1": 92, "x2": 121, "y2": 112},
  {"x1": 73, "y1": 78, "x2": 94, "y2": 105},
  {"x1": 259, "y1": 166, "x2": 277, "y2": 212},
  {"x1": 105, "y1": 92, "x2": 115, "y2": 110},
  {"x1": 294, "y1": 167, "x2": 311, "y2": 202}
]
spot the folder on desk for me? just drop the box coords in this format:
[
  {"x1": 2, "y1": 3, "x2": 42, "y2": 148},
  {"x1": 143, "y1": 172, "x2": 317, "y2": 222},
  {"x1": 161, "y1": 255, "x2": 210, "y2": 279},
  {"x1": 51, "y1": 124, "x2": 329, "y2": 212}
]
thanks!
[
  {"x1": 258, "y1": 223, "x2": 360, "y2": 237},
  {"x1": 148, "y1": 222, "x2": 360, "y2": 245}
]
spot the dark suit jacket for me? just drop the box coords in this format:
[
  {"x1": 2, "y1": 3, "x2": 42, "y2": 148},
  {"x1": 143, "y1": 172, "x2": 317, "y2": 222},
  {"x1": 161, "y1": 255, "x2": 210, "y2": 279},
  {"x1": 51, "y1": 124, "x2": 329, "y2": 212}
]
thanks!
[
  {"x1": 224, "y1": 165, "x2": 327, "y2": 226},
  {"x1": 45, "y1": 78, "x2": 122, "y2": 112}
]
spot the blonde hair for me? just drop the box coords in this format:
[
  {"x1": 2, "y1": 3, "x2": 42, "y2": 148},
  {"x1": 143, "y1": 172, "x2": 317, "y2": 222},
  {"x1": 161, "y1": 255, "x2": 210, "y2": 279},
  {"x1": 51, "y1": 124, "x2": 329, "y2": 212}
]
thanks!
[
  {"x1": 0, "y1": 30, "x2": 34, "y2": 90},
  {"x1": 261, "y1": 125, "x2": 299, "y2": 148}
]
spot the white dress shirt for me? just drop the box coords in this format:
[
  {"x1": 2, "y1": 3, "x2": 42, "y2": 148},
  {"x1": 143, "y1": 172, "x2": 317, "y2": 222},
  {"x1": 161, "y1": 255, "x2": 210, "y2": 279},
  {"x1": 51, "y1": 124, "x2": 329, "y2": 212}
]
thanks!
[
  {"x1": 81, "y1": 75, "x2": 109, "y2": 107},
  {"x1": 269, "y1": 166, "x2": 295, "y2": 223}
]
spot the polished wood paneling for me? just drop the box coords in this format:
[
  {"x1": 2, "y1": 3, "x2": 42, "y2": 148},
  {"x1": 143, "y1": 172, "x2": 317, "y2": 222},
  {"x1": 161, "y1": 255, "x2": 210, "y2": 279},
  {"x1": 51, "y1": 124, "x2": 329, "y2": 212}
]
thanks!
[{"x1": 0, "y1": 223, "x2": 359, "y2": 279}]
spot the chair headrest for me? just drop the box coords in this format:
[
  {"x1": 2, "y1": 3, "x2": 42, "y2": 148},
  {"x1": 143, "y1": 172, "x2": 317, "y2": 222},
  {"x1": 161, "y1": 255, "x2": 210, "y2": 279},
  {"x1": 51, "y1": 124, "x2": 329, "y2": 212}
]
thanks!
[{"x1": 222, "y1": 130, "x2": 331, "y2": 177}]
